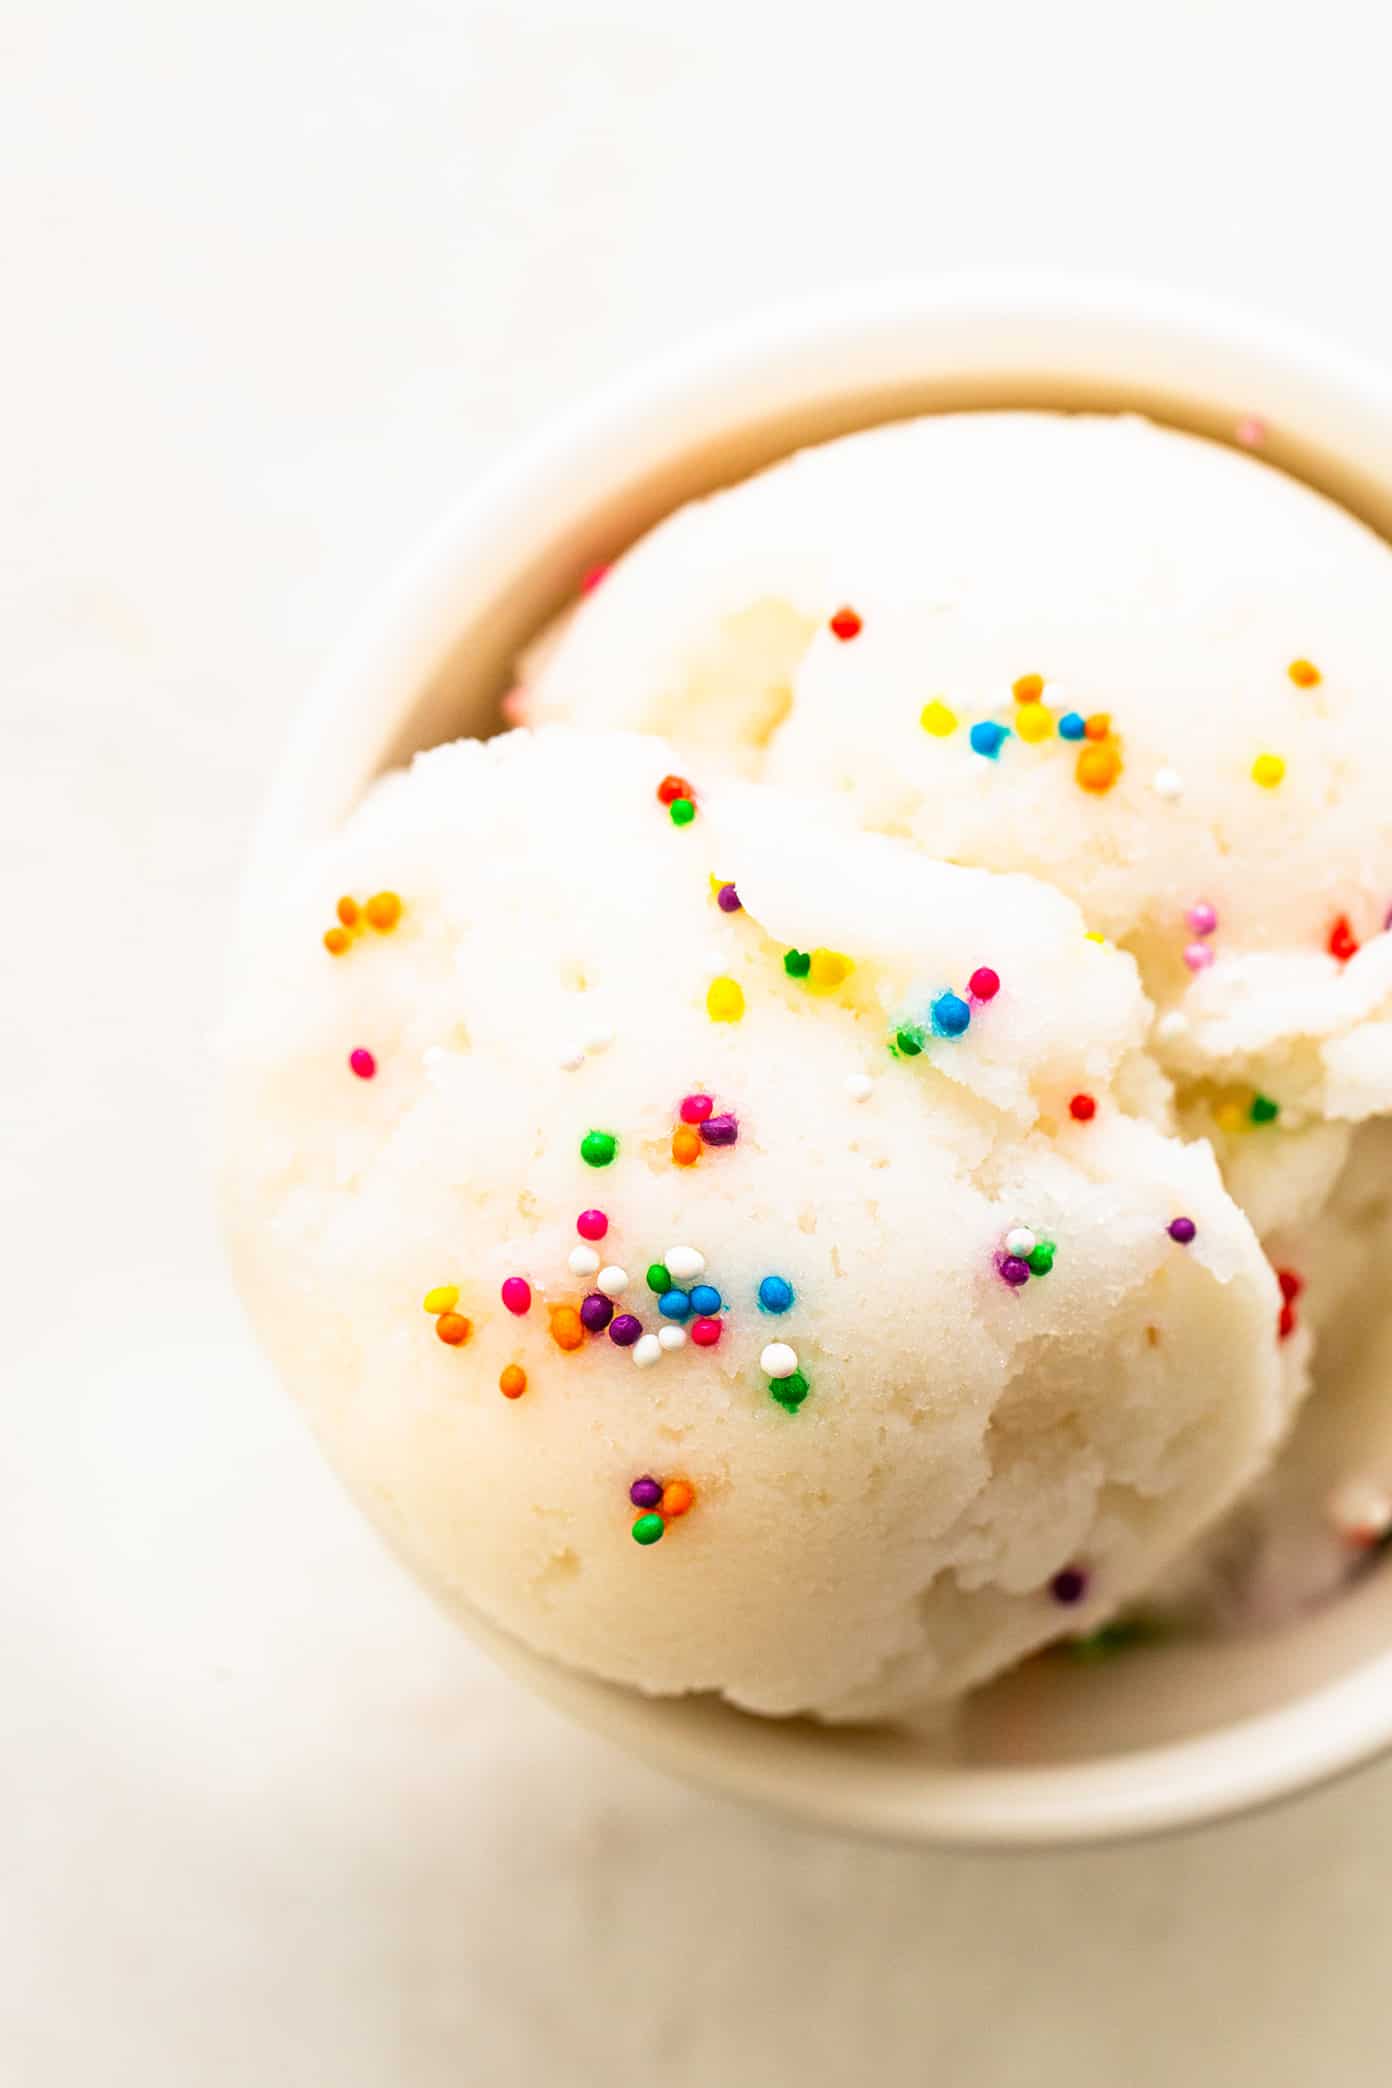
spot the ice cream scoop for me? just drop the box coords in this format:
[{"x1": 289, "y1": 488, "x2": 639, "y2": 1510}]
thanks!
[{"x1": 222, "y1": 728, "x2": 1285, "y2": 1718}]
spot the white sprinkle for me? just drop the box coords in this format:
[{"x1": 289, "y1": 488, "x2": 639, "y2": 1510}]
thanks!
[
  {"x1": 584, "y1": 1025, "x2": 615, "y2": 1055},
  {"x1": 568, "y1": 1245, "x2": 600, "y2": 1277},
  {"x1": 632, "y1": 1334, "x2": 662, "y2": 1369},
  {"x1": 761, "y1": 1341, "x2": 799, "y2": 1379},
  {"x1": 665, "y1": 1246, "x2": 705, "y2": 1282},
  {"x1": 1152, "y1": 767, "x2": 1184, "y2": 801},
  {"x1": 558, "y1": 1044, "x2": 586, "y2": 1071},
  {"x1": 1155, "y1": 1010, "x2": 1189, "y2": 1044},
  {"x1": 595, "y1": 1265, "x2": 628, "y2": 1298},
  {"x1": 846, "y1": 1072, "x2": 874, "y2": 1103},
  {"x1": 658, "y1": 1324, "x2": 687, "y2": 1352},
  {"x1": 1004, "y1": 1227, "x2": 1037, "y2": 1259}
]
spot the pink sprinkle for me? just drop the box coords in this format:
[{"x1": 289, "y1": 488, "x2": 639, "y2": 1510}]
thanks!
[
  {"x1": 349, "y1": 1049, "x2": 376, "y2": 1079},
  {"x1": 580, "y1": 563, "x2": 611, "y2": 594},
  {"x1": 968, "y1": 966, "x2": 1000, "y2": 1002},
  {"x1": 690, "y1": 1316, "x2": 723, "y2": 1347},
  {"x1": 1183, "y1": 942, "x2": 1216, "y2": 973},
  {"x1": 1235, "y1": 416, "x2": 1267, "y2": 449},
  {"x1": 680, "y1": 1093, "x2": 714, "y2": 1124},
  {"x1": 1186, "y1": 901, "x2": 1218, "y2": 938},
  {"x1": 576, "y1": 1209, "x2": 609, "y2": 1241},
  {"x1": 501, "y1": 1277, "x2": 531, "y2": 1316},
  {"x1": 500, "y1": 685, "x2": 528, "y2": 726}
]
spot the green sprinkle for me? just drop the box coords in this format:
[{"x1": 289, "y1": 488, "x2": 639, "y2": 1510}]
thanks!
[
  {"x1": 1250, "y1": 1093, "x2": 1279, "y2": 1125},
  {"x1": 893, "y1": 1025, "x2": 924, "y2": 1058},
  {"x1": 645, "y1": 1262, "x2": 671, "y2": 1294},
  {"x1": 580, "y1": 1129, "x2": 617, "y2": 1168},
  {"x1": 1064, "y1": 1616, "x2": 1163, "y2": 1664},
  {"x1": 1027, "y1": 1240, "x2": 1055, "y2": 1276},
  {"x1": 783, "y1": 949, "x2": 811, "y2": 978},
  {"x1": 669, "y1": 797, "x2": 696, "y2": 827},
  {"x1": 771, "y1": 1370, "x2": 809, "y2": 1411},
  {"x1": 631, "y1": 1512, "x2": 665, "y2": 1545}
]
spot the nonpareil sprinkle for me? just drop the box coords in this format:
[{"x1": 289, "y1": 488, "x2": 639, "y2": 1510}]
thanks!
[
  {"x1": 706, "y1": 977, "x2": 745, "y2": 1023},
  {"x1": 580, "y1": 1129, "x2": 618, "y2": 1167}
]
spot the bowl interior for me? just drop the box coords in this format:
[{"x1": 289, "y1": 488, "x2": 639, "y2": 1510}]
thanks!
[{"x1": 252, "y1": 286, "x2": 1392, "y2": 1841}]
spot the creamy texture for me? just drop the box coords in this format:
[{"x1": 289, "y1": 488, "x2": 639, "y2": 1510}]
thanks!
[
  {"x1": 526, "y1": 411, "x2": 1392, "y2": 1119},
  {"x1": 222, "y1": 731, "x2": 1286, "y2": 1718}
]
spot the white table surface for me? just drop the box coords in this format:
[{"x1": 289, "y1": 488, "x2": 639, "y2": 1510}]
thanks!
[{"x1": 8, "y1": 3, "x2": 1392, "y2": 2080}]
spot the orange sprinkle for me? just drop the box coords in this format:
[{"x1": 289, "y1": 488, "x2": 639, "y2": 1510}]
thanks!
[
  {"x1": 435, "y1": 1312, "x2": 471, "y2": 1346},
  {"x1": 1076, "y1": 743, "x2": 1122, "y2": 794},
  {"x1": 549, "y1": 1306, "x2": 585, "y2": 1352},
  {"x1": 336, "y1": 895, "x2": 360, "y2": 927},
  {"x1": 364, "y1": 891, "x2": 402, "y2": 932},
  {"x1": 1288, "y1": 658, "x2": 1321, "y2": 687},
  {"x1": 1083, "y1": 712, "x2": 1111, "y2": 742},
  {"x1": 672, "y1": 1126, "x2": 702, "y2": 1166},
  {"x1": 660, "y1": 1479, "x2": 695, "y2": 1518},
  {"x1": 829, "y1": 606, "x2": 862, "y2": 641},
  {"x1": 499, "y1": 1364, "x2": 527, "y2": 1399},
  {"x1": 1012, "y1": 673, "x2": 1044, "y2": 703},
  {"x1": 323, "y1": 926, "x2": 351, "y2": 956}
]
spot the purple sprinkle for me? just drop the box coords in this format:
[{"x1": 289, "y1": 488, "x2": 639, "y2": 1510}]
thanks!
[
  {"x1": 998, "y1": 1254, "x2": 1032, "y2": 1288},
  {"x1": 579, "y1": 1292, "x2": 614, "y2": 1332},
  {"x1": 699, "y1": 1112, "x2": 739, "y2": 1146},
  {"x1": 717, "y1": 883, "x2": 742, "y2": 913},
  {"x1": 609, "y1": 1313, "x2": 643, "y2": 1347},
  {"x1": 1168, "y1": 1216, "x2": 1197, "y2": 1244},
  {"x1": 1051, "y1": 1565, "x2": 1089, "y2": 1605},
  {"x1": 629, "y1": 1475, "x2": 663, "y2": 1509}
]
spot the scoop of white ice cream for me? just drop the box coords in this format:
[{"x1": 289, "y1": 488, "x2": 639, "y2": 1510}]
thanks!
[
  {"x1": 526, "y1": 412, "x2": 1392, "y2": 1119},
  {"x1": 222, "y1": 729, "x2": 1285, "y2": 1717}
]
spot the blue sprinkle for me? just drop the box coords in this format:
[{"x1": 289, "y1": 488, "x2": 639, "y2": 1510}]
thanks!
[
  {"x1": 1058, "y1": 711, "x2": 1086, "y2": 741},
  {"x1": 758, "y1": 1274, "x2": 795, "y2": 1315},
  {"x1": 931, "y1": 991, "x2": 971, "y2": 1038},
  {"x1": 658, "y1": 1289, "x2": 692, "y2": 1321},
  {"x1": 969, "y1": 720, "x2": 1009, "y2": 759},
  {"x1": 688, "y1": 1284, "x2": 721, "y2": 1317}
]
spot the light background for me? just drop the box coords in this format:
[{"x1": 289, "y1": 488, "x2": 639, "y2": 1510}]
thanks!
[{"x1": 6, "y1": 4, "x2": 1392, "y2": 2082}]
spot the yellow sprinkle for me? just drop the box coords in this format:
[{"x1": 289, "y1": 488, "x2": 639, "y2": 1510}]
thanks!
[
  {"x1": 423, "y1": 1284, "x2": 459, "y2": 1314},
  {"x1": 807, "y1": 948, "x2": 854, "y2": 993},
  {"x1": 1288, "y1": 658, "x2": 1321, "y2": 688},
  {"x1": 920, "y1": 699, "x2": 958, "y2": 737},
  {"x1": 1084, "y1": 931, "x2": 1107, "y2": 945},
  {"x1": 1215, "y1": 1101, "x2": 1250, "y2": 1137},
  {"x1": 706, "y1": 976, "x2": 745, "y2": 1023},
  {"x1": 1251, "y1": 752, "x2": 1286, "y2": 789},
  {"x1": 1014, "y1": 703, "x2": 1053, "y2": 744}
]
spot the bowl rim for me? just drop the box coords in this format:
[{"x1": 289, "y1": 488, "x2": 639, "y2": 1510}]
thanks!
[{"x1": 243, "y1": 271, "x2": 1392, "y2": 1846}]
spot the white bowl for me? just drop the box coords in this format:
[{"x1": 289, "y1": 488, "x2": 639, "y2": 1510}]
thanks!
[{"x1": 245, "y1": 274, "x2": 1392, "y2": 1846}]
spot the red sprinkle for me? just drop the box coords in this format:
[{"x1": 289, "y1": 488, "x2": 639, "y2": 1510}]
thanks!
[
  {"x1": 829, "y1": 607, "x2": 862, "y2": 641},
  {"x1": 349, "y1": 1049, "x2": 376, "y2": 1079},
  {"x1": 680, "y1": 1093, "x2": 714, "y2": 1124},
  {"x1": 657, "y1": 774, "x2": 693, "y2": 806},
  {"x1": 968, "y1": 967, "x2": 1000, "y2": 1002},
  {"x1": 1277, "y1": 1267, "x2": 1303, "y2": 1343},
  {"x1": 1069, "y1": 1094, "x2": 1097, "y2": 1121},
  {"x1": 580, "y1": 563, "x2": 610, "y2": 594},
  {"x1": 576, "y1": 1209, "x2": 609, "y2": 1241},
  {"x1": 1328, "y1": 914, "x2": 1360, "y2": 963},
  {"x1": 690, "y1": 1316, "x2": 723, "y2": 1347},
  {"x1": 501, "y1": 1277, "x2": 531, "y2": 1316}
]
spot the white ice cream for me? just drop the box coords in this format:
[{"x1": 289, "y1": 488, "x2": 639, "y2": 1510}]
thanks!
[
  {"x1": 222, "y1": 730, "x2": 1286, "y2": 1718},
  {"x1": 527, "y1": 411, "x2": 1392, "y2": 1121}
]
